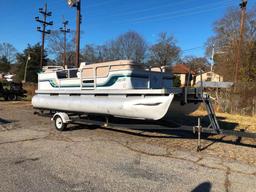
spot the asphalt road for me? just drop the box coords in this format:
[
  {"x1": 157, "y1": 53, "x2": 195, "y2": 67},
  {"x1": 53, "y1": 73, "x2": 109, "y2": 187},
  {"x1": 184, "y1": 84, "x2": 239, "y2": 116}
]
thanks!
[{"x1": 0, "y1": 102, "x2": 256, "y2": 192}]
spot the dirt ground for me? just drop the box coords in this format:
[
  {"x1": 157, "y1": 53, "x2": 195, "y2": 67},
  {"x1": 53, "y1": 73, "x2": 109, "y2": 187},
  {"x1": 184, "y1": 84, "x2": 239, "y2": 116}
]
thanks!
[{"x1": 0, "y1": 101, "x2": 256, "y2": 192}]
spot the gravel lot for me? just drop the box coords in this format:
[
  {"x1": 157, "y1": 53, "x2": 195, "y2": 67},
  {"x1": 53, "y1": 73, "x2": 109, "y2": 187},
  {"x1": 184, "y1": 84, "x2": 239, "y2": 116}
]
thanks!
[{"x1": 0, "y1": 101, "x2": 256, "y2": 192}]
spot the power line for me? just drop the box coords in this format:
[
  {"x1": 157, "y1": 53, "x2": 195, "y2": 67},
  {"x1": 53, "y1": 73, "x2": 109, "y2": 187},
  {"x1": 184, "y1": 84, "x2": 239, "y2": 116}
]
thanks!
[
  {"x1": 182, "y1": 46, "x2": 205, "y2": 53},
  {"x1": 130, "y1": 0, "x2": 234, "y2": 23},
  {"x1": 89, "y1": 1, "x2": 234, "y2": 28},
  {"x1": 35, "y1": 3, "x2": 53, "y2": 68},
  {"x1": 87, "y1": 0, "x2": 118, "y2": 8},
  {"x1": 90, "y1": 0, "x2": 231, "y2": 21},
  {"x1": 132, "y1": 3, "x2": 234, "y2": 24},
  {"x1": 48, "y1": 0, "x2": 117, "y2": 8},
  {"x1": 87, "y1": 0, "x2": 194, "y2": 18}
]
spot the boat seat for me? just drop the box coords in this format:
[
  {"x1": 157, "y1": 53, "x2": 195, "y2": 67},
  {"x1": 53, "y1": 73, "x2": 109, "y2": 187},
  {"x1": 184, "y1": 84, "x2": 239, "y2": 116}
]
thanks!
[{"x1": 79, "y1": 60, "x2": 144, "y2": 79}]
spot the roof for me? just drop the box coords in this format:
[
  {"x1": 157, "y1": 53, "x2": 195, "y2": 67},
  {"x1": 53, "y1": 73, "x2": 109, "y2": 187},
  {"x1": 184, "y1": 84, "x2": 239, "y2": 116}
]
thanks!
[{"x1": 172, "y1": 64, "x2": 196, "y2": 75}]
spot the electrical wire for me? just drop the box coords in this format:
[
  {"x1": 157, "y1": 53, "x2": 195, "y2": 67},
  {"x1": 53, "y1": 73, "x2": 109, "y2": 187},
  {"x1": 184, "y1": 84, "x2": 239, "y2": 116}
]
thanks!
[
  {"x1": 87, "y1": 0, "x2": 120, "y2": 8},
  {"x1": 134, "y1": 4, "x2": 233, "y2": 24},
  {"x1": 87, "y1": 0, "x2": 195, "y2": 18},
  {"x1": 46, "y1": 0, "x2": 119, "y2": 8},
  {"x1": 48, "y1": 0, "x2": 234, "y2": 18},
  {"x1": 89, "y1": 1, "x2": 234, "y2": 28},
  {"x1": 129, "y1": 0, "x2": 234, "y2": 23},
  {"x1": 182, "y1": 46, "x2": 205, "y2": 53}
]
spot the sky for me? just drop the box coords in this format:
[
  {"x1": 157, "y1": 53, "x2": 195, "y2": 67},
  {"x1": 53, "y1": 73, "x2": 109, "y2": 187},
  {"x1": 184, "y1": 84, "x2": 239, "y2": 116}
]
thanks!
[{"x1": 1, "y1": 0, "x2": 256, "y2": 59}]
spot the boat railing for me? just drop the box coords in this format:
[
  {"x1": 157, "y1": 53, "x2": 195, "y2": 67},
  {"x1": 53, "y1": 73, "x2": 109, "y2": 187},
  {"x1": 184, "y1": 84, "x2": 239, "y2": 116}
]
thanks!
[{"x1": 79, "y1": 63, "x2": 165, "y2": 90}]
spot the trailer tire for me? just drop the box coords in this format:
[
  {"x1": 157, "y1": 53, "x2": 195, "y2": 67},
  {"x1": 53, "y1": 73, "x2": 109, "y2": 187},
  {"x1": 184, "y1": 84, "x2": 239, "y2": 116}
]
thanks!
[
  {"x1": 8, "y1": 94, "x2": 16, "y2": 101},
  {"x1": 54, "y1": 115, "x2": 67, "y2": 131}
]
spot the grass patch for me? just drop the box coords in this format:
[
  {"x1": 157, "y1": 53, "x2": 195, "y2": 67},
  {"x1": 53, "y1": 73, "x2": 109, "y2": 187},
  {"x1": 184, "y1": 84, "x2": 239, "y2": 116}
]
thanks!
[{"x1": 191, "y1": 110, "x2": 256, "y2": 132}]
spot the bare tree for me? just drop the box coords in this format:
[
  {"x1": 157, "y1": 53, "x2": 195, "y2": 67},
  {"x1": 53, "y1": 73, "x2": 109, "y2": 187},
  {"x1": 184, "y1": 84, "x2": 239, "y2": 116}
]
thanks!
[
  {"x1": 205, "y1": 7, "x2": 256, "y2": 82},
  {"x1": 46, "y1": 30, "x2": 75, "y2": 66},
  {"x1": 113, "y1": 31, "x2": 147, "y2": 63},
  {"x1": 81, "y1": 44, "x2": 98, "y2": 64},
  {"x1": 0, "y1": 42, "x2": 17, "y2": 63},
  {"x1": 183, "y1": 56, "x2": 211, "y2": 72},
  {"x1": 96, "y1": 44, "x2": 115, "y2": 62},
  {"x1": 149, "y1": 32, "x2": 181, "y2": 66},
  {"x1": 81, "y1": 32, "x2": 147, "y2": 63}
]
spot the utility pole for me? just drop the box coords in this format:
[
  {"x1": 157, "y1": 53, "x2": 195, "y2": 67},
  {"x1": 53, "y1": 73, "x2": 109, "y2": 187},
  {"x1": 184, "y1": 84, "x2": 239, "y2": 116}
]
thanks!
[
  {"x1": 67, "y1": 0, "x2": 81, "y2": 68},
  {"x1": 35, "y1": 3, "x2": 53, "y2": 68},
  {"x1": 211, "y1": 44, "x2": 215, "y2": 72},
  {"x1": 60, "y1": 20, "x2": 70, "y2": 69},
  {"x1": 23, "y1": 54, "x2": 31, "y2": 83},
  {"x1": 235, "y1": 0, "x2": 247, "y2": 83}
]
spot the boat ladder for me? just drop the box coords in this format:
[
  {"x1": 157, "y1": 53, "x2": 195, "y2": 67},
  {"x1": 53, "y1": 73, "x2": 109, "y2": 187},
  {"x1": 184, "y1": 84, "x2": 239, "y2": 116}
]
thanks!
[
  {"x1": 182, "y1": 86, "x2": 221, "y2": 134},
  {"x1": 202, "y1": 94, "x2": 221, "y2": 134}
]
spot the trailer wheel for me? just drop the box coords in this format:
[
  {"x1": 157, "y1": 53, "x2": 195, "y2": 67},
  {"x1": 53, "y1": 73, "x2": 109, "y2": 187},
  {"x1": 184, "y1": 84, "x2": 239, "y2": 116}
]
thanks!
[
  {"x1": 8, "y1": 94, "x2": 16, "y2": 101},
  {"x1": 54, "y1": 115, "x2": 67, "y2": 131}
]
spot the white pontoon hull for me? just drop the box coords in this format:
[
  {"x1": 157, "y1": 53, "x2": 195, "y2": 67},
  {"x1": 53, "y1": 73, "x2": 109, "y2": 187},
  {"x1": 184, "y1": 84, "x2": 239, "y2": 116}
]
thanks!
[{"x1": 32, "y1": 93, "x2": 174, "y2": 120}]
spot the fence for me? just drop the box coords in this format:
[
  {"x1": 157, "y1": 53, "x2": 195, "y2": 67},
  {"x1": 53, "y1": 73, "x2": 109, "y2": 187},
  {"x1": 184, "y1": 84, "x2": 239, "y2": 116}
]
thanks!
[{"x1": 206, "y1": 83, "x2": 256, "y2": 116}]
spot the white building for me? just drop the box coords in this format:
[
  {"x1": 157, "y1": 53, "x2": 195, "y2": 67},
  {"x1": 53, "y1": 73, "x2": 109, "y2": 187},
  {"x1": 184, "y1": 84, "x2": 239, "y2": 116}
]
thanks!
[{"x1": 196, "y1": 71, "x2": 223, "y2": 83}]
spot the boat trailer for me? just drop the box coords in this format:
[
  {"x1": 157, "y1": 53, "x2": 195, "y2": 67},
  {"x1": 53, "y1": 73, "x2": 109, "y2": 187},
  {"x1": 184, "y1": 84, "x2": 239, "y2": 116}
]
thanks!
[{"x1": 35, "y1": 88, "x2": 256, "y2": 152}]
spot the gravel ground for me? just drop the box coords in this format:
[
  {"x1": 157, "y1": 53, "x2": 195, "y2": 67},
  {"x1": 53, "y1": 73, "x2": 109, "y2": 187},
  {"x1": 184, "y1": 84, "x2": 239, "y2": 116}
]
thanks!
[{"x1": 0, "y1": 101, "x2": 256, "y2": 192}]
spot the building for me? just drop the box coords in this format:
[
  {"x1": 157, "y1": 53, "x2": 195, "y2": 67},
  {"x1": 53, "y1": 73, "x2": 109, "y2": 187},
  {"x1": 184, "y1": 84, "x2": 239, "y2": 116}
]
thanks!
[
  {"x1": 0, "y1": 73, "x2": 4, "y2": 80},
  {"x1": 171, "y1": 64, "x2": 196, "y2": 86},
  {"x1": 195, "y1": 71, "x2": 223, "y2": 84}
]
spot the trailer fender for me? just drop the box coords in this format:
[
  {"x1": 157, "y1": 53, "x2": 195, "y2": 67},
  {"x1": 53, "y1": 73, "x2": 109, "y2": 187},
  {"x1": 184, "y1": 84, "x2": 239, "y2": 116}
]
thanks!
[{"x1": 51, "y1": 112, "x2": 71, "y2": 124}]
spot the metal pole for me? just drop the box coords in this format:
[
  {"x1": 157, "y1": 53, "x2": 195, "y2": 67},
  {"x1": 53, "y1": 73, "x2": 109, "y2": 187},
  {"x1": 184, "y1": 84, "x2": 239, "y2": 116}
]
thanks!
[
  {"x1": 75, "y1": 0, "x2": 81, "y2": 68},
  {"x1": 197, "y1": 118, "x2": 202, "y2": 152},
  {"x1": 211, "y1": 44, "x2": 215, "y2": 72},
  {"x1": 235, "y1": 0, "x2": 247, "y2": 83},
  {"x1": 200, "y1": 68, "x2": 203, "y2": 96},
  {"x1": 23, "y1": 54, "x2": 31, "y2": 83}
]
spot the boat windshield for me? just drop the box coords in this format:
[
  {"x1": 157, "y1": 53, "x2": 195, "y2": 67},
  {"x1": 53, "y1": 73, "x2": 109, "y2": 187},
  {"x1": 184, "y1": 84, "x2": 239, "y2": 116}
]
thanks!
[
  {"x1": 56, "y1": 69, "x2": 78, "y2": 79},
  {"x1": 69, "y1": 69, "x2": 78, "y2": 78}
]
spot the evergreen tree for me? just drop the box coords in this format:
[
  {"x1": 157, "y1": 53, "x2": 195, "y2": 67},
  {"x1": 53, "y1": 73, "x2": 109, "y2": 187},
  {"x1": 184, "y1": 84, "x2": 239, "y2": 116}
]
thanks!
[
  {"x1": 16, "y1": 43, "x2": 47, "y2": 83},
  {"x1": 0, "y1": 56, "x2": 11, "y2": 72}
]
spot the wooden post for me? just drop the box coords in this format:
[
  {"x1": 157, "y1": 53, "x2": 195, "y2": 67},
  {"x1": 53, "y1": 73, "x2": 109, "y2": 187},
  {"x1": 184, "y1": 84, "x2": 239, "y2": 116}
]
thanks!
[{"x1": 235, "y1": 0, "x2": 247, "y2": 83}]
